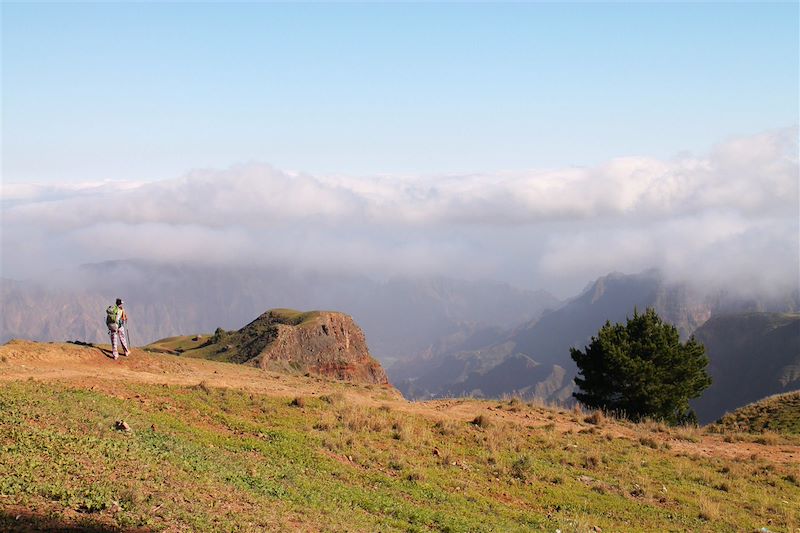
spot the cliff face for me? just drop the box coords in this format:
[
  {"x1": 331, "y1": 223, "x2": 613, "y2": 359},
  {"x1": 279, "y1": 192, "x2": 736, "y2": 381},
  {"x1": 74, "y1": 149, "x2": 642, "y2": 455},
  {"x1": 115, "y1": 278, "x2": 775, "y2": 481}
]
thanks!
[{"x1": 246, "y1": 310, "x2": 389, "y2": 385}]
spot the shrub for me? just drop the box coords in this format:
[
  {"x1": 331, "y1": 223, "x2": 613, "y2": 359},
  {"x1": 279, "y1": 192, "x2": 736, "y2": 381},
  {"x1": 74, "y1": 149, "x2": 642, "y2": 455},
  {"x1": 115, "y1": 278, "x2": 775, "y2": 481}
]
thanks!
[
  {"x1": 290, "y1": 396, "x2": 306, "y2": 408},
  {"x1": 639, "y1": 436, "x2": 659, "y2": 449},
  {"x1": 584, "y1": 410, "x2": 605, "y2": 425},
  {"x1": 510, "y1": 455, "x2": 532, "y2": 481},
  {"x1": 470, "y1": 414, "x2": 492, "y2": 429}
]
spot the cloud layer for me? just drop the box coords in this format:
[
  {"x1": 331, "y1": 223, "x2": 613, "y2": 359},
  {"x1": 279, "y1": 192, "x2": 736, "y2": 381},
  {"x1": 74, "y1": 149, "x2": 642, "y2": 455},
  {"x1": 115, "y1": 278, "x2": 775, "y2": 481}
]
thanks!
[{"x1": 2, "y1": 128, "x2": 797, "y2": 297}]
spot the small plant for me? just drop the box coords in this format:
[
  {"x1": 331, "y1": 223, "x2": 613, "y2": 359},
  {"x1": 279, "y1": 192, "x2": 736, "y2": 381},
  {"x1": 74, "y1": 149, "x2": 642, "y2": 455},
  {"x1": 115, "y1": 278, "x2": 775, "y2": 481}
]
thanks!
[
  {"x1": 509, "y1": 455, "x2": 532, "y2": 481},
  {"x1": 313, "y1": 420, "x2": 332, "y2": 431},
  {"x1": 195, "y1": 381, "x2": 212, "y2": 395},
  {"x1": 583, "y1": 454, "x2": 601, "y2": 469},
  {"x1": 506, "y1": 397, "x2": 524, "y2": 412},
  {"x1": 630, "y1": 484, "x2": 646, "y2": 497},
  {"x1": 290, "y1": 396, "x2": 306, "y2": 408},
  {"x1": 433, "y1": 419, "x2": 457, "y2": 436},
  {"x1": 405, "y1": 470, "x2": 424, "y2": 482},
  {"x1": 320, "y1": 392, "x2": 345, "y2": 405},
  {"x1": 639, "y1": 436, "x2": 659, "y2": 449},
  {"x1": 584, "y1": 410, "x2": 605, "y2": 425},
  {"x1": 714, "y1": 482, "x2": 730, "y2": 492},
  {"x1": 698, "y1": 497, "x2": 720, "y2": 521},
  {"x1": 753, "y1": 433, "x2": 778, "y2": 445},
  {"x1": 470, "y1": 414, "x2": 492, "y2": 429}
]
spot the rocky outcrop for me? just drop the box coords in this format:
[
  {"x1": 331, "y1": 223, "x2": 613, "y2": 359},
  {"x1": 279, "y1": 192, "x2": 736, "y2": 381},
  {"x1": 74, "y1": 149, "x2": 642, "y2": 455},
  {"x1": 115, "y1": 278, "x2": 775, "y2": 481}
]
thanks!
[{"x1": 244, "y1": 310, "x2": 389, "y2": 385}]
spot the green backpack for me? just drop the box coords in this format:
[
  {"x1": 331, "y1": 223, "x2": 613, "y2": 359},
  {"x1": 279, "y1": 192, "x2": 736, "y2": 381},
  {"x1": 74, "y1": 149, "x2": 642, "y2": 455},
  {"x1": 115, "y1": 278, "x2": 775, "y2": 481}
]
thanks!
[{"x1": 106, "y1": 305, "x2": 120, "y2": 326}]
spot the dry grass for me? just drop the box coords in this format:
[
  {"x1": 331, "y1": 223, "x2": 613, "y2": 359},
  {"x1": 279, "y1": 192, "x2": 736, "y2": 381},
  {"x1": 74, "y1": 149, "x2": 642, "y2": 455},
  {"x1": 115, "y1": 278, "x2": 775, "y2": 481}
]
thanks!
[
  {"x1": 697, "y1": 496, "x2": 721, "y2": 521},
  {"x1": 584, "y1": 410, "x2": 605, "y2": 425},
  {"x1": 639, "y1": 436, "x2": 659, "y2": 449},
  {"x1": 470, "y1": 414, "x2": 492, "y2": 429}
]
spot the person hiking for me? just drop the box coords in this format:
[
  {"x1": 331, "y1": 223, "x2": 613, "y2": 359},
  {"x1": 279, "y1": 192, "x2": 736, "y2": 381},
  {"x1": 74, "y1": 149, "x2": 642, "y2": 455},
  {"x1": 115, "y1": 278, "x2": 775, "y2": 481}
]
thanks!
[{"x1": 106, "y1": 298, "x2": 130, "y2": 360}]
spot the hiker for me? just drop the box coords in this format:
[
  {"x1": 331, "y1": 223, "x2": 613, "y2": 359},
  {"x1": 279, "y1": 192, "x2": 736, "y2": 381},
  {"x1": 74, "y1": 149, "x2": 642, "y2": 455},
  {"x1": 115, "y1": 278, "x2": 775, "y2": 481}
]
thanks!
[{"x1": 106, "y1": 298, "x2": 130, "y2": 360}]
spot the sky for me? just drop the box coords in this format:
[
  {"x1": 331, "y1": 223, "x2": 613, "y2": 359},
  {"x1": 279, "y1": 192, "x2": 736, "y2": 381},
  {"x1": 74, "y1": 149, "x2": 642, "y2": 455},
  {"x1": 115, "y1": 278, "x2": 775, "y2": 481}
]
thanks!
[{"x1": 1, "y1": 2, "x2": 799, "y2": 297}]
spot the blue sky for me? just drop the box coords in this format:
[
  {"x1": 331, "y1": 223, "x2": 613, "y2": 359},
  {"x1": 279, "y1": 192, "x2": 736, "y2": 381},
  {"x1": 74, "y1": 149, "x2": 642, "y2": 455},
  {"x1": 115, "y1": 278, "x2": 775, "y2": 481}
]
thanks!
[{"x1": 3, "y1": 2, "x2": 797, "y2": 183}]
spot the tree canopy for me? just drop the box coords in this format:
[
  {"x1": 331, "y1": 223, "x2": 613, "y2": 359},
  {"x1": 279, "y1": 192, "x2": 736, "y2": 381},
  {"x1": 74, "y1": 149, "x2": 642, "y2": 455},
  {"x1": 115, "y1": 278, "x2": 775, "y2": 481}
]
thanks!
[{"x1": 570, "y1": 308, "x2": 711, "y2": 424}]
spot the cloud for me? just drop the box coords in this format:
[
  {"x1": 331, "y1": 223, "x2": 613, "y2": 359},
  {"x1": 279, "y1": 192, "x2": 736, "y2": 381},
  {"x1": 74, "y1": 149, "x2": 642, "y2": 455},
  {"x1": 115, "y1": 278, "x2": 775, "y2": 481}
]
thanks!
[{"x1": 2, "y1": 127, "x2": 797, "y2": 296}]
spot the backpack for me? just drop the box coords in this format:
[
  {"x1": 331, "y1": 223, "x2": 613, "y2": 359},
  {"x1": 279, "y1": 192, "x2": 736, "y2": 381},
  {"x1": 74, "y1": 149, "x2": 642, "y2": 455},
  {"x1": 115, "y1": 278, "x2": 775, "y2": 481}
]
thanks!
[{"x1": 106, "y1": 305, "x2": 120, "y2": 326}]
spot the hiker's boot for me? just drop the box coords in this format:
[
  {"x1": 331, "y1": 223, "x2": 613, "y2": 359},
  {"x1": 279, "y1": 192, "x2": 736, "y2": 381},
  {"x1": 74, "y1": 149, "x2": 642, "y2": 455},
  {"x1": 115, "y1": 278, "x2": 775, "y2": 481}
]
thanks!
[
  {"x1": 123, "y1": 350, "x2": 130, "y2": 357},
  {"x1": 112, "y1": 351, "x2": 119, "y2": 360}
]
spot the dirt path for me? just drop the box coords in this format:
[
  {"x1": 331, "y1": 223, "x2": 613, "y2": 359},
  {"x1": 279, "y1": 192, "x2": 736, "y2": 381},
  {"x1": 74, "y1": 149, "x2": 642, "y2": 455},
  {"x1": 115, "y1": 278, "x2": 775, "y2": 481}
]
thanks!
[{"x1": 2, "y1": 339, "x2": 797, "y2": 466}]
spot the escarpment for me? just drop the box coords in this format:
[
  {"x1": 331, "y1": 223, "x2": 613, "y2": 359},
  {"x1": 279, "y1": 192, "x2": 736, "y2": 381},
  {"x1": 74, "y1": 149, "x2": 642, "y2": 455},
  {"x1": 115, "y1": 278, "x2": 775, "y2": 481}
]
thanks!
[{"x1": 244, "y1": 310, "x2": 389, "y2": 384}]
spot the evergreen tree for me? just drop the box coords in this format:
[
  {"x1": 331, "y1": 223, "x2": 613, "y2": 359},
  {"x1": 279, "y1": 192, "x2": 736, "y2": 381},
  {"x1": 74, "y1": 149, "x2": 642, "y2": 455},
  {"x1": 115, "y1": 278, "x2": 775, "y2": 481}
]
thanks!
[{"x1": 570, "y1": 308, "x2": 711, "y2": 424}]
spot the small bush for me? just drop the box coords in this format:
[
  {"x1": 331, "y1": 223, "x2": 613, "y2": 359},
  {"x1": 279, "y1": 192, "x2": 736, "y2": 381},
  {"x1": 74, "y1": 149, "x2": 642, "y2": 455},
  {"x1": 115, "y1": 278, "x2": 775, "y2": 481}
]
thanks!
[
  {"x1": 433, "y1": 419, "x2": 457, "y2": 436},
  {"x1": 195, "y1": 381, "x2": 212, "y2": 395},
  {"x1": 506, "y1": 397, "x2": 524, "y2": 412},
  {"x1": 510, "y1": 455, "x2": 532, "y2": 481},
  {"x1": 470, "y1": 414, "x2": 492, "y2": 429},
  {"x1": 313, "y1": 420, "x2": 332, "y2": 431},
  {"x1": 320, "y1": 392, "x2": 345, "y2": 405},
  {"x1": 405, "y1": 470, "x2": 424, "y2": 482},
  {"x1": 639, "y1": 436, "x2": 659, "y2": 449},
  {"x1": 698, "y1": 497, "x2": 720, "y2": 521},
  {"x1": 290, "y1": 396, "x2": 306, "y2": 408},
  {"x1": 583, "y1": 454, "x2": 601, "y2": 469},
  {"x1": 753, "y1": 434, "x2": 778, "y2": 445},
  {"x1": 584, "y1": 410, "x2": 605, "y2": 425}
]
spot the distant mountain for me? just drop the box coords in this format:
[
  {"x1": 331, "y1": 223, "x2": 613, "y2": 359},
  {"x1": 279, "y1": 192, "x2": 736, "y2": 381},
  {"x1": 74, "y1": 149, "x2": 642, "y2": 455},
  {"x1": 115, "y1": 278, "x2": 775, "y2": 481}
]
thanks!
[
  {"x1": 395, "y1": 270, "x2": 798, "y2": 407},
  {"x1": 0, "y1": 261, "x2": 558, "y2": 366},
  {"x1": 691, "y1": 313, "x2": 800, "y2": 424}
]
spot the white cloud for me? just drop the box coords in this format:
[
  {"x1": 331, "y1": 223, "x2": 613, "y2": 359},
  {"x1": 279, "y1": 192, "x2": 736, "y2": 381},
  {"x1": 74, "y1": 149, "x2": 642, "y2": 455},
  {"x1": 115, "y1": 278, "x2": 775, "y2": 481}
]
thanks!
[{"x1": 2, "y1": 127, "x2": 797, "y2": 296}]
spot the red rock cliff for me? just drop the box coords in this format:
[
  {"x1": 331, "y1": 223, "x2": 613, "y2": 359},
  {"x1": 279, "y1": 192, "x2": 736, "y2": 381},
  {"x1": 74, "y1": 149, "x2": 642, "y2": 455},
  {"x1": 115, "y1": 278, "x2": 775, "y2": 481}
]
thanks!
[{"x1": 245, "y1": 310, "x2": 389, "y2": 385}]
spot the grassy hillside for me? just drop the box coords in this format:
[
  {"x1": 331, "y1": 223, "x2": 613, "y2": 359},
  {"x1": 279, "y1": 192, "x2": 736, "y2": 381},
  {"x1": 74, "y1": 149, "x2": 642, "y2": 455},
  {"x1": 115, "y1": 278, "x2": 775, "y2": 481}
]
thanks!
[
  {"x1": 714, "y1": 391, "x2": 800, "y2": 435},
  {"x1": 1, "y1": 341, "x2": 799, "y2": 532},
  {"x1": 142, "y1": 308, "x2": 329, "y2": 364}
]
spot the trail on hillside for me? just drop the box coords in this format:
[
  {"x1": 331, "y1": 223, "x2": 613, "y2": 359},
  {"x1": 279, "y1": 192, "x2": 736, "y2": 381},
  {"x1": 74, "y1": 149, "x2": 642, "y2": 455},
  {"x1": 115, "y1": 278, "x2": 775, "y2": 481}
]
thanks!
[{"x1": 1, "y1": 339, "x2": 797, "y2": 466}]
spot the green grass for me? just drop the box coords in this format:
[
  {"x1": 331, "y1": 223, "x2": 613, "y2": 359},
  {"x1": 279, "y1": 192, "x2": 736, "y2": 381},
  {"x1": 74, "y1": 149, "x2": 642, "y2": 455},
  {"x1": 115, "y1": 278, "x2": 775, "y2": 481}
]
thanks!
[
  {"x1": 144, "y1": 335, "x2": 212, "y2": 354},
  {"x1": 268, "y1": 308, "x2": 325, "y2": 327},
  {"x1": 143, "y1": 308, "x2": 329, "y2": 364},
  {"x1": 713, "y1": 391, "x2": 800, "y2": 435},
  {"x1": 1, "y1": 381, "x2": 798, "y2": 532}
]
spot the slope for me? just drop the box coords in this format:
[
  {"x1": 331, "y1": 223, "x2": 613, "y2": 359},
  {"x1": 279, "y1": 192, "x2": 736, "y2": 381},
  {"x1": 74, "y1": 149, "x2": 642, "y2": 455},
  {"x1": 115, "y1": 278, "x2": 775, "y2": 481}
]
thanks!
[
  {"x1": 713, "y1": 391, "x2": 800, "y2": 435},
  {"x1": 1, "y1": 339, "x2": 798, "y2": 532}
]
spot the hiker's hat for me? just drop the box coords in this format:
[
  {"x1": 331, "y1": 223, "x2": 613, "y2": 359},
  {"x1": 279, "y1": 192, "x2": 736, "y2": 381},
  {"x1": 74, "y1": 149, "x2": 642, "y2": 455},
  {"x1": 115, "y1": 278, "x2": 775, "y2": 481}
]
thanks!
[{"x1": 116, "y1": 298, "x2": 124, "y2": 306}]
